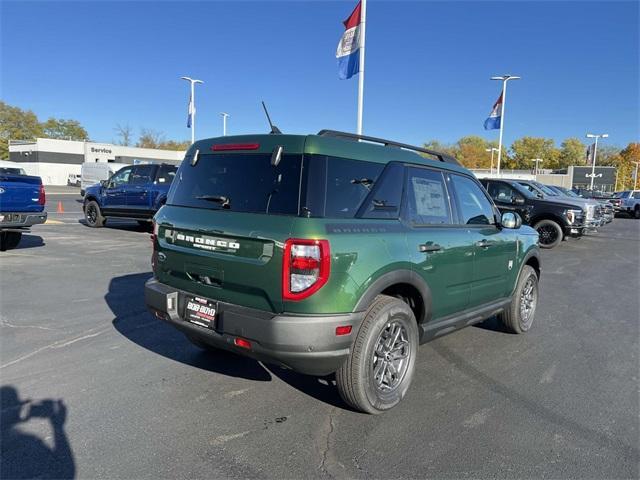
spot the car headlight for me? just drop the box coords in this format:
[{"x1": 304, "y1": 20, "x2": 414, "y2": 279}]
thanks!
[{"x1": 566, "y1": 209, "x2": 583, "y2": 224}]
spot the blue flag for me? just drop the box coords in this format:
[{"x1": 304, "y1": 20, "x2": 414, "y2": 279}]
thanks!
[{"x1": 484, "y1": 92, "x2": 503, "y2": 130}]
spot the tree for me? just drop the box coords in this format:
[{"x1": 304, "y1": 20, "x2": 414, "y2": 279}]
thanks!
[
  {"x1": 114, "y1": 123, "x2": 134, "y2": 146},
  {"x1": 454, "y1": 136, "x2": 493, "y2": 169},
  {"x1": 136, "y1": 128, "x2": 165, "y2": 149},
  {"x1": 158, "y1": 140, "x2": 190, "y2": 151},
  {"x1": 558, "y1": 137, "x2": 585, "y2": 168},
  {"x1": 618, "y1": 143, "x2": 640, "y2": 190},
  {"x1": 509, "y1": 136, "x2": 559, "y2": 170},
  {"x1": 0, "y1": 102, "x2": 43, "y2": 158},
  {"x1": 41, "y1": 118, "x2": 88, "y2": 141}
]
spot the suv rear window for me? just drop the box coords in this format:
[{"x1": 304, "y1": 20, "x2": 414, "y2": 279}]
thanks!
[
  {"x1": 168, "y1": 152, "x2": 391, "y2": 219},
  {"x1": 168, "y1": 153, "x2": 302, "y2": 215}
]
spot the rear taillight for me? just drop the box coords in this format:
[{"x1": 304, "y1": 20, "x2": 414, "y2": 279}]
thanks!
[
  {"x1": 282, "y1": 239, "x2": 330, "y2": 301},
  {"x1": 212, "y1": 143, "x2": 260, "y2": 151},
  {"x1": 38, "y1": 184, "x2": 46, "y2": 205}
]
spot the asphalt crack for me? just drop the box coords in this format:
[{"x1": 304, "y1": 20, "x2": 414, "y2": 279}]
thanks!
[{"x1": 318, "y1": 407, "x2": 339, "y2": 478}]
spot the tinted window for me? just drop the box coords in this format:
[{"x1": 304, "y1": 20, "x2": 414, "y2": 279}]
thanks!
[
  {"x1": 168, "y1": 154, "x2": 301, "y2": 215},
  {"x1": 405, "y1": 167, "x2": 452, "y2": 225},
  {"x1": 109, "y1": 167, "x2": 132, "y2": 187},
  {"x1": 156, "y1": 164, "x2": 177, "y2": 184},
  {"x1": 130, "y1": 165, "x2": 157, "y2": 185},
  {"x1": 451, "y1": 174, "x2": 495, "y2": 225},
  {"x1": 487, "y1": 181, "x2": 518, "y2": 203},
  {"x1": 0, "y1": 167, "x2": 26, "y2": 175},
  {"x1": 633, "y1": 192, "x2": 640, "y2": 199},
  {"x1": 359, "y1": 163, "x2": 404, "y2": 219},
  {"x1": 302, "y1": 155, "x2": 384, "y2": 218}
]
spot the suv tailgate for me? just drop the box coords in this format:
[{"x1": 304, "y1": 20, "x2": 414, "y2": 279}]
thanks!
[{"x1": 154, "y1": 205, "x2": 294, "y2": 313}]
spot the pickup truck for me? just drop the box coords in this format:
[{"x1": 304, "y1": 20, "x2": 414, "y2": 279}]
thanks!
[
  {"x1": 83, "y1": 163, "x2": 177, "y2": 227},
  {"x1": 613, "y1": 190, "x2": 640, "y2": 218},
  {"x1": 0, "y1": 173, "x2": 47, "y2": 251}
]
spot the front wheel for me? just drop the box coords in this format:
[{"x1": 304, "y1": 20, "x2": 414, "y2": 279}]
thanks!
[
  {"x1": 534, "y1": 219, "x2": 563, "y2": 249},
  {"x1": 336, "y1": 295, "x2": 419, "y2": 414},
  {"x1": 499, "y1": 265, "x2": 539, "y2": 334},
  {"x1": 84, "y1": 200, "x2": 105, "y2": 228}
]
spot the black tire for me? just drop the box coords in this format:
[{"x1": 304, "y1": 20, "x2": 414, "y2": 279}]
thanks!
[
  {"x1": 499, "y1": 265, "x2": 539, "y2": 334},
  {"x1": 0, "y1": 232, "x2": 22, "y2": 251},
  {"x1": 634, "y1": 206, "x2": 640, "y2": 219},
  {"x1": 534, "y1": 219, "x2": 563, "y2": 249},
  {"x1": 336, "y1": 295, "x2": 419, "y2": 414},
  {"x1": 84, "y1": 200, "x2": 105, "y2": 228},
  {"x1": 186, "y1": 334, "x2": 218, "y2": 352}
]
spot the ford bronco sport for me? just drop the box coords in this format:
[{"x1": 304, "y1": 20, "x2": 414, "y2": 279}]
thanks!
[{"x1": 145, "y1": 131, "x2": 541, "y2": 414}]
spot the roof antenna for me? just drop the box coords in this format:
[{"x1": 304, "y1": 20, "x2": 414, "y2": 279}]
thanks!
[{"x1": 261, "y1": 101, "x2": 282, "y2": 134}]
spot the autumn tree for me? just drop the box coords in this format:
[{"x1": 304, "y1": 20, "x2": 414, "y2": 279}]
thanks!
[
  {"x1": 558, "y1": 137, "x2": 585, "y2": 168},
  {"x1": 136, "y1": 128, "x2": 165, "y2": 149},
  {"x1": 617, "y1": 143, "x2": 640, "y2": 190},
  {"x1": 509, "y1": 136, "x2": 559, "y2": 170},
  {"x1": 0, "y1": 102, "x2": 43, "y2": 158},
  {"x1": 41, "y1": 118, "x2": 88, "y2": 141},
  {"x1": 114, "y1": 123, "x2": 134, "y2": 146}
]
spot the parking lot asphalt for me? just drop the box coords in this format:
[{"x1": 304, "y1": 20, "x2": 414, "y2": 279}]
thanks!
[{"x1": 1, "y1": 199, "x2": 638, "y2": 479}]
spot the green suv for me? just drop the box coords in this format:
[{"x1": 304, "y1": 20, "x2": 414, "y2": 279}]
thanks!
[{"x1": 145, "y1": 130, "x2": 541, "y2": 414}]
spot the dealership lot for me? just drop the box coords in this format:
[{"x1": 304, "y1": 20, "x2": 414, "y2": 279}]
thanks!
[{"x1": 1, "y1": 194, "x2": 638, "y2": 479}]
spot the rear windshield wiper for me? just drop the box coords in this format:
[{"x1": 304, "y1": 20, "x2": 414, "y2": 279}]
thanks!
[{"x1": 196, "y1": 195, "x2": 231, "y2": 208}]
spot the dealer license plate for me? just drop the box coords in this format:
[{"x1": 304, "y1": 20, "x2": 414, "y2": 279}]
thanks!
[{"x1": 185, "y1": 296, "x2": 217, "y2": 329}]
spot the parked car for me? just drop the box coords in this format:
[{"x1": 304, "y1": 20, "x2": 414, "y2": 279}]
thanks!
[
  {"x1": 480, "y1": 178, "x2": 585, "y2": 248},
  {"x1": 544, "y1": 184, "x2": 612, "y2": 225},
  {"x1": 145, "y1": 130, "x2": 541, "y2": 414},
  {"x1": 83, "y1": 163, "x2": 178, "y2": 227},
  {"x1": 0, "y1": 171, "x2": 47, "y2": 251},
  {"x1": 514, "y1": 180, "x2": 604, "y2": 229},
  {"x1": 80, "y1": 162, "x2": 129, "y2": 196},
  {"x1": 67, "y1": 173, "x2": 81, "y2": 187},
  {"x1": 613, "y1": 190, "x2": 640, "y2": 218}
]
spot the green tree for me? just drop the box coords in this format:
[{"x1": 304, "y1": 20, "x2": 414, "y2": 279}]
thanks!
[
  {"x1": 41, "y1": 118, "x2": 88, "y2": 141},
  {"x1": 558, "y1": 137, "x2": 585, "y2": 168},
  {"x1": 0, "y1": 101, "x2": 43, "y2": 158},
  {"x1": 509, "y1": 136, "x2": 559, "y2": 170}
]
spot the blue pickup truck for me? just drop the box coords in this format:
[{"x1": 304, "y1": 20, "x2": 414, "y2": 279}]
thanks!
[
  {"x1": 83, "y1": 163, "x2": 177, "y2": 227},
  {"x1": 0, "y1": 171, "x2": 47, "y2": 251}
]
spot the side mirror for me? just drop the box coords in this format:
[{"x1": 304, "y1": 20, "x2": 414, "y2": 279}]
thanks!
[
  {"x1": 511, "y1": 196, "x2": 525, "y2": 205},
  {"x1": 271, "y1": 145, "x2": 284, "y2": 167},
  {"x1": 100, "y1": 179, "x2": 108, "y2": 187},
  {"x1": 501, "y1": 211, "x2": 522, "y2": 229}
]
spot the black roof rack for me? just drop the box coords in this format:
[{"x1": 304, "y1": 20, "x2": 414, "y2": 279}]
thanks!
[{"x1": 317, "y1": 129, "x2": 460, "y2": 166}]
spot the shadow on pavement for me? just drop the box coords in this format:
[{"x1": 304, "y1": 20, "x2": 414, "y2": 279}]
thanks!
[
  {"x1": 16, "y1": 234, "x2": 45, "y2": 250},
  {"x1": 473, "y1": 315, "x2": 514, "y2": 334},
  {"x1": 0, "y1": 385, "x2": 75, "y2": 479},
  {"x1": 77, "y1": 218, "x2": 151, "y2": 232},
  {"x1": 107, "y1": 272, "x2": 349, "y2": 410}
]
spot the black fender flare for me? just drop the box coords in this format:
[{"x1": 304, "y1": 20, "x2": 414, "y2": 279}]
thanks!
[
  {"x1": 153, "y1": 194, "x2": 167, "y2": 211},
  {"x1": 353, "y1": 269, "x2": 433, "y2": 323}
]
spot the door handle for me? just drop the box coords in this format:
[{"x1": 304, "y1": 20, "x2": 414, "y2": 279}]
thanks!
[
  {"x1": 475, "y1": 239, "x2": 494, "y2": 248},
  {"x1": 419, "y1": 243, "x2": 442, "y2": 253}
]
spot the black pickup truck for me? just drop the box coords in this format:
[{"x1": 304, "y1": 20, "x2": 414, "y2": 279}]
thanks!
[{"x1": 480, "y1": 178, "x2": 585, "y2": 249}]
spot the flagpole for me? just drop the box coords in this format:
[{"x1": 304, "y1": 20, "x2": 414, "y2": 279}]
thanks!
[
  {"x1": 491, "y1": 75, "x2": 520, "y2": 176},
  {"x1": 356, "y1": 0, "x2": 367, "y2": 135},
  {"x1": 181, "y1": 76, "x2": 204, "y2": 145}
]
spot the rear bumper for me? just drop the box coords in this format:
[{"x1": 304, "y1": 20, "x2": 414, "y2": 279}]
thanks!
[
  {"x1": 144, "y1": 278, "x2": 363, "y2": 376},
  {"x1": 0, "y1": 212, "x2": 47, "y2": 231}
]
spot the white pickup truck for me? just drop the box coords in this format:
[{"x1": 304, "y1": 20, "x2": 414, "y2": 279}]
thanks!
[{"x1": 615, "y1": 190, "x2": 640, "y2": 219}]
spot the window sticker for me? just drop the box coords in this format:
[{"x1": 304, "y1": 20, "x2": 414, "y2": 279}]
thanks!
[{"x1": 412, "y1": 177, "x2": 447, "y2": 217}]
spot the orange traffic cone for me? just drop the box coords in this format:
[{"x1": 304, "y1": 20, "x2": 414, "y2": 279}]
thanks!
[{"x1": 56, "y1": 201, "x2": 64, "y2": 213}]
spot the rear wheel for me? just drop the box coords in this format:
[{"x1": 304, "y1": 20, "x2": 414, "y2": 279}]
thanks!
[
  {"x1": 336, "y1": 295, "x2": 418, "y2": 414},
  {"x1": 534, "y1": 219, "x2": 563, "y2": 249},
  {"x1": 84, "y1": 200, "x2": 105, "y2": 228},
  {"x1": 0, "y1": 232, "x2": 22, "y2": 251},
  {"x1": 634, "y1": 206, "x2": 640, "y2": 219},
  {"x1": 499, "y1": 265, "x2": 539, "y2": 334}
]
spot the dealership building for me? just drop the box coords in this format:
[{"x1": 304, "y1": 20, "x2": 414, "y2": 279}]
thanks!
[{"x1": 8, "y1": 138, "x2": 185, "y2": 185}]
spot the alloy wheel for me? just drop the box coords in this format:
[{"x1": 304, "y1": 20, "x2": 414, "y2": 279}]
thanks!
[{"x1": 371, "y1": 320, "x2": 411, "y2": 392}]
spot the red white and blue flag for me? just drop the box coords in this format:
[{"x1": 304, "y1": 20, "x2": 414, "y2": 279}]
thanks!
[
  {"x1": 336, "y1": 1, "x2": 362, "y2": 80},
  {"x1": 187, "y1": 93, "x2": 195, "y2": 128},
  {"x1": 484, "y1": 92, "x2": 503, "y2": 130}
]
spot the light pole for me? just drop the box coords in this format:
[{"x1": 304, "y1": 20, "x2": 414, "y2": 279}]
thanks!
[
  {"x1": 181, "y1": 76, "x2": 204, "y2": 144},
  {"x1": 485, "y1": 147, "x2": 498, "y2": 174},
  {"x1": 491, "y1": 75, "x2": 520, "y2": 176},
  {"x1": 220, "y1": 112, "x2": 230, "y2": 136},
  {"x1": 585, "y1": 133, "x2": 609, "y2": 190},
  {"x1": 531, "y1": 158, "x2": 543, "y2": 176}
]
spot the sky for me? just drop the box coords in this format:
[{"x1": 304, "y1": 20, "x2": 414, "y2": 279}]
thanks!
[{"x1": 2, "y1": 1, "x2": 638, "y2": 149}]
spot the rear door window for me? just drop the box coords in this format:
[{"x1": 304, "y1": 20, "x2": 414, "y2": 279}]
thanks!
[
  {"x1": 487, "y1": 181, "x2": 518, "y2": 203},
  {"x1": 358, "y1": 163, "x2": 404, "y2": 219},
  {"x1": 130, "y1": 165, "x2": 157, "y2": 185},
  {"x1": 168, "y1": 154, "x2": 302, "y2": 215},
  {"x1": 404, "y1": 167, "x2": 452, "y2": 225},
  {"x1": 156, "y1": 164, "x2": 177, "y2": 184}
]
